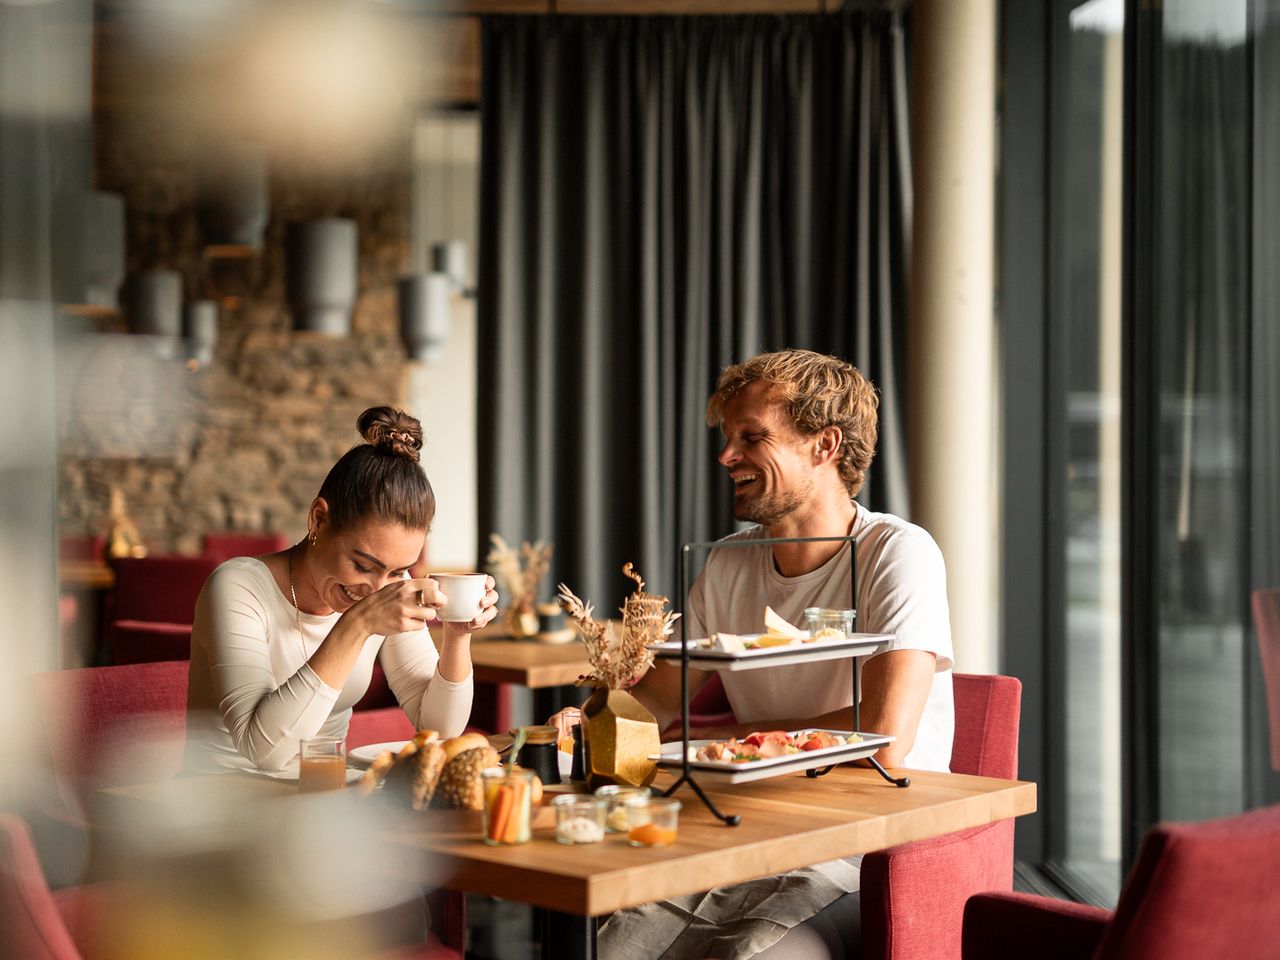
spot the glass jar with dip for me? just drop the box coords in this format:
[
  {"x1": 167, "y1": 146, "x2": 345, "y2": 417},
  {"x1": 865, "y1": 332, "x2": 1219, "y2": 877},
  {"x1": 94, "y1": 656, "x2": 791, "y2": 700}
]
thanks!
[
  {"x1": 804, "y1": 607, "x2": 855, "y2": 641},
  {"x1": 551, "y1": 795, "x2": 606, "y2": 844},
  {"x1": 625, "y1": 796, "x2": 681, "y2": 847},
  {"x1": 594, "y1": 785, "x2": 651, "y2": 833}
]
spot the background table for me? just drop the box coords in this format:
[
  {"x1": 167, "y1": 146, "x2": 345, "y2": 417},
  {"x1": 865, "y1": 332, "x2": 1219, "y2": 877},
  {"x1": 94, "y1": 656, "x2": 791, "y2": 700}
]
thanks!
[{"x1": 439, "y1": 623, "x2": 594, "y2": 721}]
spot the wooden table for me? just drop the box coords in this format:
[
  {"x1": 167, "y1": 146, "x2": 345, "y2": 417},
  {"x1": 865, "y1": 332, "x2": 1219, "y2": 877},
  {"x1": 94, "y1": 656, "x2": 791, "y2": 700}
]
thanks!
[
  {"x1": 104, "y1": 765, "x2": 1034, "y2": 958},
  {"x1": 59, "y1": 560, "x2": 115, "y2": 590},
  {"x1": 436, "y1": 622, "x2": 594, "y2": 719}
]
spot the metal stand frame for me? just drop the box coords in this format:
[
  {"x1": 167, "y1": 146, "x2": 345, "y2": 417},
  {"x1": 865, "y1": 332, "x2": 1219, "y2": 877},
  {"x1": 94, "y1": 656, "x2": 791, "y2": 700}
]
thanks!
[{"x1": 661, "y1": 534, "x2": 909, "y2": 826}]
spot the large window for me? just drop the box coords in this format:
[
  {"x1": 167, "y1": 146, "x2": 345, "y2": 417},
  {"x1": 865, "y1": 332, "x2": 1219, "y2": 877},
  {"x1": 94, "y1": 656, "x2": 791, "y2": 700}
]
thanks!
[{"x1": 1002, "y1": 0, "x2": 1280, "y2": 904}]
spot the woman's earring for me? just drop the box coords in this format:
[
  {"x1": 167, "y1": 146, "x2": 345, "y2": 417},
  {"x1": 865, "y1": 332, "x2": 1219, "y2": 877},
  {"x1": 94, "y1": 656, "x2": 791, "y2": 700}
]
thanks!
[{"x1": 308, "y1": 529, "x2": 318, "y2": 548}]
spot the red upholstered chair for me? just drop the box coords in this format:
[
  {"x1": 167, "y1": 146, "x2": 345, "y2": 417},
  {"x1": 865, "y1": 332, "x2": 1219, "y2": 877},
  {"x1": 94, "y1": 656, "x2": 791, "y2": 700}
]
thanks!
[
  {"x1": 32, "y1": 661, "x2": 191, "y2": 822},
  {"x1": 860, "y1": 673, "x2": 1022, "y2": 960},
  {"x1": 1253, "y1": 588, "x2": 1280, "y2": 770},
  {"x1": 58, "y1": 536, "x2": 106, "y2": 563},
  {"x1": 0, "y1": 811, "x2": 107, "y2": 960},
  {"x1": 1, "y1": 811, "x2": 462, "y2": 960},
  {"x1": 201, "y1": 531, "x2": 290, "y2": 563},
  {"x1": 108, "y1": 555, "x2": 219, "y2": 625},
  {"x1": 349, "y1": 708, "x2": 417, "y2": 749},
  {"x1": 109, "y1": 619, "x2": 192, "y2": 665},
  {"x1": 962, "y1": 803, "x2": 1280, "y2": 960},
  {"x1": 661, "y1": 670, "x2": 738, "y2": 737}
]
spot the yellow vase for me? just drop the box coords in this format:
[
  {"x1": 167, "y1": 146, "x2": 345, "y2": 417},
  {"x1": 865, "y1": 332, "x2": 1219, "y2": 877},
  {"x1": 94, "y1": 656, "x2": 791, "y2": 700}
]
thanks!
[{"x1": 581, "y1": 687, "x2": 659, "y2": 791}]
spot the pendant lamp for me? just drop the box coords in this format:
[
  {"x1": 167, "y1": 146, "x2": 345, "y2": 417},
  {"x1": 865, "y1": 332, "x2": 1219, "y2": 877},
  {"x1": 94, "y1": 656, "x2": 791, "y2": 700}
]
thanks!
[
  {"x1": 197, "y1": 141, "x2": 269, "y2": 256},
  {"x1": 85, "y1": 191, "x2": 126, "y2": 311},
  {"x1": 286, "y1": 218, "x2": 357, "y2": 336},
  {"x1": 183, "y1": 299, "x2": 218, "y2": 366},
  {"x1": 126, "y1": 270, "x2": 183, "y2": 358},
  {"x1": 398, "y1": 273, "x2": 452, "y2": 363},
  {"x1": 430, "y1": 239, "x2": 474, "y2": 297}
]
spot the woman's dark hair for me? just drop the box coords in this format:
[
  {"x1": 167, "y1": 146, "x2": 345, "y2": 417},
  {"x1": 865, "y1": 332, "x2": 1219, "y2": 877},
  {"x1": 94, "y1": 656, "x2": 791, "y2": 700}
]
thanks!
[{"x1": 317, "y1": 407, "x2": 435, "y2": 532}]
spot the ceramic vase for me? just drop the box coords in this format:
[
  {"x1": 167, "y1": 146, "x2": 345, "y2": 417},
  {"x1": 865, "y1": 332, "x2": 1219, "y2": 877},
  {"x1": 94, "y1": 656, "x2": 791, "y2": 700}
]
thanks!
[{"x1": 581, "y1": 687, "x2": 659, "y2": 791}]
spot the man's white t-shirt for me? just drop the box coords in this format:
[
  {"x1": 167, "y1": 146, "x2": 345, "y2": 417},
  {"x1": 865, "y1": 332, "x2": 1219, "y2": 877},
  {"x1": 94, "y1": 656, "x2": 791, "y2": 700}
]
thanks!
[
  {"x1": 686, "y1": 503, "x2": 955, "y2": 772},
  {"x1": 185, "y1": 557, "x2": 473, "y2": 774}
]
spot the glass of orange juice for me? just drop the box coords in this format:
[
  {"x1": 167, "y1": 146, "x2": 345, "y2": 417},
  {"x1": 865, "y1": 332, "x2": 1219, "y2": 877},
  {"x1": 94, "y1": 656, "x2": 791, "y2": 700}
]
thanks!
[
  {"x1": 299, "y1": 737, "x2": 347, "y2": 792},
  {"x1": 625, "y1": 796, "x2": 681, "y2": 847}
]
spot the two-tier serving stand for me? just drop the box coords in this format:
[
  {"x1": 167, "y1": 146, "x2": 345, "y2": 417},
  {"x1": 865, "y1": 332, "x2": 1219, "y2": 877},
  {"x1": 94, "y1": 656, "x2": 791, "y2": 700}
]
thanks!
[{"x1": 657, "y1": 535, "x2": 911, "y2": 826}]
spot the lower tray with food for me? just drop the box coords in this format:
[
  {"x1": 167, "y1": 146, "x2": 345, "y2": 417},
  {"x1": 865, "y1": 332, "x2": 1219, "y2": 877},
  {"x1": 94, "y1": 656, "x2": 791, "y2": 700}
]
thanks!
[{"x1": 652, "y1": 728, "x2": 894, "y2": 784}]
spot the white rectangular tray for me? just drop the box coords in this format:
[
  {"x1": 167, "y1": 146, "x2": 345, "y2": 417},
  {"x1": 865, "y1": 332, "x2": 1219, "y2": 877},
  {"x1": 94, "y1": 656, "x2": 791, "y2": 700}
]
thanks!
[
  {"x1": 653, "y1": 729, "x2": 894, "y2": 784},
  {"x1": 648, "y1": 633, "x2": 889, "y2": 671}
]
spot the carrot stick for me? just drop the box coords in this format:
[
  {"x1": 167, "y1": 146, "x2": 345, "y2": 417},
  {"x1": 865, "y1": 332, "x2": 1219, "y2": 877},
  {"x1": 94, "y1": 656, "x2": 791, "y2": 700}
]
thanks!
[
  {"x1": 489, "y1": 785, "x2": 513, "y2": 841},
  {"x1": 501, "y1": 779, "x2": 527, "y2": 843}
]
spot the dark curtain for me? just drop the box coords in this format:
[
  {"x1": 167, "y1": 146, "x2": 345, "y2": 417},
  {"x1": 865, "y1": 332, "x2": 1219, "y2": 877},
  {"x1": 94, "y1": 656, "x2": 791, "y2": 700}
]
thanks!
[{"x1": 477, "y1": 12, "x2": 911, "y2": 610}]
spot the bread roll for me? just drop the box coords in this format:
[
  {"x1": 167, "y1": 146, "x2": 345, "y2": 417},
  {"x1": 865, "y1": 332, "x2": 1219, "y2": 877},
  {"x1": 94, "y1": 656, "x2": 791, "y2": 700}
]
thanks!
[{"x1": 441, "y1": 732, "x2": 490, "y2": 765}]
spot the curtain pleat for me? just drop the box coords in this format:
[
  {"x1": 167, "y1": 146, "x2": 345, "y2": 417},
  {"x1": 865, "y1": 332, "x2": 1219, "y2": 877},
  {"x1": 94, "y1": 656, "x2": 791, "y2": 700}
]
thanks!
[{"x1": 479, "y1": 13, "x2": 911, "y2": 609}]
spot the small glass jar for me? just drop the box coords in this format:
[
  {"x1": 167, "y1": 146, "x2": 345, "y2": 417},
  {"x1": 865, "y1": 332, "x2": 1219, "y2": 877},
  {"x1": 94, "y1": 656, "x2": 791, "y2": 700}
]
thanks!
[
  {"x1": 625, "y1": 796, "x2": 681, "y2": 847},
  {"x1": 594, "y1": 785, "x2": 651, "y2": 833},
  {"x1": 804, "y1": 607, "x2": 855, "y2": 641},
  {"x1": 551, "y1": 795, "x2": 606, "y2": 845},
  {"x1": 481, "y1": 766, "x2": 534, "y2": 845}
]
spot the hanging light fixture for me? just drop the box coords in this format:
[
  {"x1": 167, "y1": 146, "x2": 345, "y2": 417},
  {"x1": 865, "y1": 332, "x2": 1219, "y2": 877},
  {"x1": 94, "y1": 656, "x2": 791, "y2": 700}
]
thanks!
[
  {"x1": 398, "y1": 273, "x2": 452, "y2": 363},
  {"x1": 197, "y1": 140, "x2": 269, "y2": 257},
  {"x1": 430, "y1": 239, "x2": 474, "y2": 298},
  {"x1": 85, "y1": 190, "x2": 126, "y2": 312},
  {"x1": 286, "y1": 217, "x2": 357, "y2": 336},
  {"x1": 125, "y1": 269, "x2": 183, "y2": 358},
  {"x1": 183, "y1": 299, "x2": 218, "y2": 367},
  {"x1": 428, "y1": 115, "x2": 476, "y2": 299}
]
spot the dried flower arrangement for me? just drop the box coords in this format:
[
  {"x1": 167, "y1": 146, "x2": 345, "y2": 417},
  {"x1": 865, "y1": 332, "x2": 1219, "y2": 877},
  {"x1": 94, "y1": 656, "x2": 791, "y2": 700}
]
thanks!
[
  {"x1": 558, "y1": 563, "x2": 681, "y2": 690},
  {"x1": 486, "y1": 533, "x2": 554, "y2": 636}
]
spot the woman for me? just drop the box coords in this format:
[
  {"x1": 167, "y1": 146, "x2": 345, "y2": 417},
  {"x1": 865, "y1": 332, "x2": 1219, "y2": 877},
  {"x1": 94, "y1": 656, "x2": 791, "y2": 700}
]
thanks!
[{"x1": 185, "y1": 406, "x2": 497, "y2": 774}]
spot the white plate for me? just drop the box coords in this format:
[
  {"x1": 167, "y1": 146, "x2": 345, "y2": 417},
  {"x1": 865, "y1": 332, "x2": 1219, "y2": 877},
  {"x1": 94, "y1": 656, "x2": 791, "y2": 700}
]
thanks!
[
  {"x1": 348, "y1": 740, "x2": 411, "y2": 765},
  {"x1": 647, "y1": 633, "x2": 889, "y2": 671},
  {"x1": 652, "y1": 729, "x2": 894, "y2": 784}
]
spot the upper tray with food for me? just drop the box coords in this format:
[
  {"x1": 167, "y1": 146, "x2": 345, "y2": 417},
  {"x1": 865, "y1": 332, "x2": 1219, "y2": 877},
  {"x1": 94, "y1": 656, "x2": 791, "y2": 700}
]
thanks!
[{"x1": 648, "y1": 606, "x2": 889, "y2": 670}]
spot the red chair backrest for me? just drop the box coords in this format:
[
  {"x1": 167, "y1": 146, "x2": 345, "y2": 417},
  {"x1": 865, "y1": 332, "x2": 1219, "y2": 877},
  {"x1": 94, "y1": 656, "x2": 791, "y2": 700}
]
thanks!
[
  {"x1": 1095, "y1": 804, "x2": 1280, "y2": 960},
  {"x1": 32, "y1": 661, "x2": 190, "y2": 820},
  {"x1": 1252, "y1": 588, "x2": 1280, "y2": 771},
  {"x1": 0, "y1": 813, "x2": 82, "y2": 960},
  {"x1": 110, "y1": 620, "x2": 193, "y2": 666},
  {"x1": 109, "y1": 555, "x2": 219, "y2": 625},
  {"x1": 201, "y1": 532, "x2": 289, "y2": 564},
  {"x1": 950, "y1": 673, "x2": 1021, "y2": 779}
]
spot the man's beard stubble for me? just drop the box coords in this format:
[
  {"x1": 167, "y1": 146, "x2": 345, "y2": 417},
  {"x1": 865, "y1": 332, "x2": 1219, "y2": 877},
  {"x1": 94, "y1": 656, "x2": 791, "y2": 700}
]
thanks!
[{"x1": 732, "y1": 477, "x2": 813, "y2": 527}]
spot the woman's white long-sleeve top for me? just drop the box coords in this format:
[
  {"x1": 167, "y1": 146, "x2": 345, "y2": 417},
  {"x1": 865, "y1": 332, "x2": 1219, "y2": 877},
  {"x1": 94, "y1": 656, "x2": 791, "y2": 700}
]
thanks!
[{"x1": 185, "y1": 557, "x2": 473, "y2": 773}]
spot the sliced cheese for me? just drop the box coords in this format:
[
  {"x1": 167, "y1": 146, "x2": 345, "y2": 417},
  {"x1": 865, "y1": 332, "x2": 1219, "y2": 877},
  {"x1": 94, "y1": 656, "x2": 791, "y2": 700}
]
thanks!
[
  {"x1": 751, "y1": 634, "x2": 796, "y2": 648},
  {"x1": 763, "y1": 605, "x2": 805, "y2": 639},
  {"x1": 710, "y1": 632, "x2": 748, "y2": 653}
]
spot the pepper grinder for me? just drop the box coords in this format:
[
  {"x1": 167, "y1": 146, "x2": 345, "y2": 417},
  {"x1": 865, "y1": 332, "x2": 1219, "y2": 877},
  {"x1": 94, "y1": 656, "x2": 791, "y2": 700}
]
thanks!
[{"x1": 570, "y1": 723, "x2": 586, "y2": 782}]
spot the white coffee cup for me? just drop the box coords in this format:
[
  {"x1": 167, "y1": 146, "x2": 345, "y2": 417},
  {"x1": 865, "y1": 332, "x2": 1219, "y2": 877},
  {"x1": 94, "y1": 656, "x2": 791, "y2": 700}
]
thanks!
[{"x1": 433, "y1": 573, "x2": 488, "y2": 622}]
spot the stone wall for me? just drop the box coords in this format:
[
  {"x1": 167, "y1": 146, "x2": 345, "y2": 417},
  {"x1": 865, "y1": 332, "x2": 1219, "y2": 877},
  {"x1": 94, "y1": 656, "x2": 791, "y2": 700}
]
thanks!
[{"x1": 58, "y1": 111, "x2": 414, "y2": 555}]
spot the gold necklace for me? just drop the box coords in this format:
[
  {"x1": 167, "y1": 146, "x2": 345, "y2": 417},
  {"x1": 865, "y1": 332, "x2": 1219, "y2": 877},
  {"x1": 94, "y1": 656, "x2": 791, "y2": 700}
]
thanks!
[{"x1": 287, "y1": 543, "x2": 309, "y2": 662}]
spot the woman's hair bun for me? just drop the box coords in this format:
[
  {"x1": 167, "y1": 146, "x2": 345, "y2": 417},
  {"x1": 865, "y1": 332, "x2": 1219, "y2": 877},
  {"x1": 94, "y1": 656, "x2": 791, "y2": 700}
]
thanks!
[{"x1": 358, "y1": 406, "x2": 424, "y2": 463}]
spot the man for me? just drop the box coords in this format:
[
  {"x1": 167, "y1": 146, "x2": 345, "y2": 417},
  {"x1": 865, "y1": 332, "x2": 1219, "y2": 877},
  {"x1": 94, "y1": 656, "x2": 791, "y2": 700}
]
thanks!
[
  {"x1": 600, "y1": 350, "x2": 955, "y2": 960},
  {"x1": 640, "y1": 348, "x2": 954, "y2": 768}
]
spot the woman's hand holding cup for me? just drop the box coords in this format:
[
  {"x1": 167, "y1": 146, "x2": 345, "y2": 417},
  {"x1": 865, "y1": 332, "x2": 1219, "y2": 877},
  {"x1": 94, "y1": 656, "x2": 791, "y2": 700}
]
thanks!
[
  {"x1": 436, "y1": 574, "x2": 500, "y2": 639},
  {"x1": 348, "y1": 577, "x2": 443, "y2": 637}
]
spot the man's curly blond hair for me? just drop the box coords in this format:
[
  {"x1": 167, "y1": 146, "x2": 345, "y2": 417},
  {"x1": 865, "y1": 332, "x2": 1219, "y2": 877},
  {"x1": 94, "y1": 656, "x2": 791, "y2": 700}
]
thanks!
[{"x1": 706, "y1": 349, "x2": 879, "y2": 497}]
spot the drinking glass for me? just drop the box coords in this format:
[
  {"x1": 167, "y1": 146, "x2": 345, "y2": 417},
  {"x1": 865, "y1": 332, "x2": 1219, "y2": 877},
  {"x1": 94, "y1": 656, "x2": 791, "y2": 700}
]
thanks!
[{"x1": 298, "y1": 737, "x2": 346, "y2": 793}]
